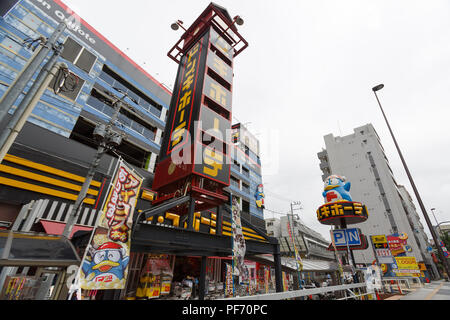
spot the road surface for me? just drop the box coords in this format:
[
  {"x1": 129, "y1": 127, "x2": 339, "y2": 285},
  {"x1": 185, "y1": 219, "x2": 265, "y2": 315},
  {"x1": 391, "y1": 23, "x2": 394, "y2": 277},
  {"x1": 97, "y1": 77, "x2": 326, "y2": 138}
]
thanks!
[{"x1": 399, "y1": 280, "x2": 450, "y2": 300}]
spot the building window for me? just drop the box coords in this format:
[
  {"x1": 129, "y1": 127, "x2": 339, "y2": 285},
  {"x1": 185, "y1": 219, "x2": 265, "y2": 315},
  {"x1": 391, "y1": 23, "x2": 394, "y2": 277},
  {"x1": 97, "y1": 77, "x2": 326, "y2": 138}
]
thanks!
[
  {"x1": 86, "y1": 85, "x2": 157, "y2": 142},
  {"x1": 242, "y1": 200, "x2": 249, "y2": 213},
  {"x1": 242, "y1": 166, "x2": 249, "y2": 178},
  {"x1": 242, "y1": 183, "x2": 250, "y2": 194},
  {"x1": 230, "y1": 176, "x2": 239, "y2": 189},
  {"x1": 69, "y1": 117, "x2": 151, "y2": 169},
  {"x1": 98, "y1": 64, "x2": 163, "y2": 118}
]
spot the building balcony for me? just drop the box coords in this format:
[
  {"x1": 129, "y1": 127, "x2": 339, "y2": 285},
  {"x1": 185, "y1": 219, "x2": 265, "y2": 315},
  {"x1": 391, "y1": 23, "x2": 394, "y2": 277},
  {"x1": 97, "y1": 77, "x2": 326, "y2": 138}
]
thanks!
[{"x1": 319, "y1": 161, "x2": 330, "y2": 170}]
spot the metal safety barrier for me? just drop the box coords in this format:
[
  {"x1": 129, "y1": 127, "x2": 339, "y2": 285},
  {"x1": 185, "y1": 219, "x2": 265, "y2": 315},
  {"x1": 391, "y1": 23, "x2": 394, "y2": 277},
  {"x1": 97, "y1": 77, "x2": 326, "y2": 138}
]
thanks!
[
  {"x1": 219, "y1": 283, "x2": 372, "y2": 300},
  {"x1": 382, "y1": 277, "x2": 423, "y2": 294}
]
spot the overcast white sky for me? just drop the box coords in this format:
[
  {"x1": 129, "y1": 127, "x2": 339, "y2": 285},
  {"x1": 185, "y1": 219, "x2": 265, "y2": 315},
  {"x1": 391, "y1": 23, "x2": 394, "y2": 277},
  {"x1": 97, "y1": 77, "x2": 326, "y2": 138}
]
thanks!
[{"x1": 64, "y1": 0, "x2": 450, "y2": 241}]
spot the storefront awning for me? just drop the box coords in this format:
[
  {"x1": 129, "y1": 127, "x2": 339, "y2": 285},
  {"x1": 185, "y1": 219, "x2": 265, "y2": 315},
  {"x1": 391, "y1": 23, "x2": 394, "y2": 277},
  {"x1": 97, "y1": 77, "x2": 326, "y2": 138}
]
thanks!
[
  {"x1": 0, "y1": 230, "x2": 80, "y2": 267},
  {"x1": 39, "y1": 219, "x2": 93, "y2": 239}
]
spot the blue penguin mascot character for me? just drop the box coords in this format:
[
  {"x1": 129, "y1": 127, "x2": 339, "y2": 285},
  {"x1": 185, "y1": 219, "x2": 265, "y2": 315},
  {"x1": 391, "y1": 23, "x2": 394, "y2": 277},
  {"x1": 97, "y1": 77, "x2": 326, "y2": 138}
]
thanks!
[
  {"x1": 322, "y1": 175, "x2": 353, "y2": 203},
  {"x1": 82, "y1": 242, "x2": 129, "y2": 282}
]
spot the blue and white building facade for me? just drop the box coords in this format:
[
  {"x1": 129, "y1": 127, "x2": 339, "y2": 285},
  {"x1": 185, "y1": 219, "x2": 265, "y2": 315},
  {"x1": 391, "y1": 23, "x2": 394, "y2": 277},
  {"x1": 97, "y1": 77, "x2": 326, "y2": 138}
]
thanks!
[
  {"x1": 227, "y1": 123, "x2": 265, "y2": 230},
  {"x1": 0, "y1": 0, "x2": 171, "y2": 229}
]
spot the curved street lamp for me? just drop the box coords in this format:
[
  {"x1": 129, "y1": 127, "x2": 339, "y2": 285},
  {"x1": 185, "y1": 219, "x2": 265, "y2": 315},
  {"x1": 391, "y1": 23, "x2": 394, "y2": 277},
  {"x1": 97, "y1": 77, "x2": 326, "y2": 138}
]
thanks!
[{"x1": 372, "y1": 84, "x2": 450, "y2": 281}]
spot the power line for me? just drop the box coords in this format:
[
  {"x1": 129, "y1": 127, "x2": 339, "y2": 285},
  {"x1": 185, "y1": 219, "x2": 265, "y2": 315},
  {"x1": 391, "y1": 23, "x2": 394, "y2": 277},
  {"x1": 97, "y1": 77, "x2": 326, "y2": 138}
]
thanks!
[
  {"x1": 263, "y1": 187, "x2": 300, "y2": 204},
  {"x1": 263, "y1": 207, "x2": 288, "y2": 216}
]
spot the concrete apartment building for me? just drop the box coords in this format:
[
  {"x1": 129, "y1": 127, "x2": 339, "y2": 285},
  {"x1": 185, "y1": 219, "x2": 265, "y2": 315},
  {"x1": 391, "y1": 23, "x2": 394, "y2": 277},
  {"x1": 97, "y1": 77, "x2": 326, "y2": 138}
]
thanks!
[{"x1": 317, "y1": 123, "x2": 437, "y2": 276}]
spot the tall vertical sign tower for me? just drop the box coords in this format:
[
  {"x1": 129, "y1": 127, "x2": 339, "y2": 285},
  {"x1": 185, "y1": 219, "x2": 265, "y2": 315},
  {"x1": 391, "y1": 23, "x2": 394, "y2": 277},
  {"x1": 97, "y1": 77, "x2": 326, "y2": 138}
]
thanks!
[{"x1": 152, "y1": 4, "x2": 248, "y2": 218}]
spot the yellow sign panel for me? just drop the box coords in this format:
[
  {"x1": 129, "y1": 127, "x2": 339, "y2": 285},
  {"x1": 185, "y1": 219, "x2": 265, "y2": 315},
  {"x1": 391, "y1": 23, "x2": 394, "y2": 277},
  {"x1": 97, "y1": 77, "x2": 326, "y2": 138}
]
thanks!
[
  {"x1": 394, "y1": 256, "x2": 420, "y2": 277},
  {"x1": 395, "y1": 256, "x2": 419, "y2": 270},
  {"x1": 371, "y1": 235, "x2": 387, "y2": 244}
]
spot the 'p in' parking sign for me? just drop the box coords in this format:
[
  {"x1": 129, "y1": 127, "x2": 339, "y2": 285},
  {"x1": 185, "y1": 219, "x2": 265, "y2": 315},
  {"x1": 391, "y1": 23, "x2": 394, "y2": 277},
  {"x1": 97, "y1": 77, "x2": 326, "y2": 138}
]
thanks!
[{"x1": 332, "y1": 228, "x2": 361, "y2": 246}]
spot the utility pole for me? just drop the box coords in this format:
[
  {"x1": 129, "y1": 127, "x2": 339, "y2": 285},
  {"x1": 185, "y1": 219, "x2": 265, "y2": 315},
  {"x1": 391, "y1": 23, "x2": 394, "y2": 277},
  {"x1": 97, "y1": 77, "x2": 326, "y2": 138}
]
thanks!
[
  {"x1": 0, "y1": 46, "x2": 66, "y2": 162},
  {"x1": 0, "y1": 22, "x2": 66, "y2": 133},
  {"x1": 61, "y1": 93, "x2": 128, "y2": 239},
  {"x1": 289, "y1": 201, "x2": 303, "y2": 289}
]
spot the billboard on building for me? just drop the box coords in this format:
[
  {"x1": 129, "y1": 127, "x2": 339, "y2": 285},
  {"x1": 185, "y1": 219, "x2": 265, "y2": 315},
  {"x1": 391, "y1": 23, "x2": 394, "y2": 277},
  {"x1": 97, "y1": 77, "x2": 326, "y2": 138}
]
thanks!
[
  {"x1": 153, "y1": 25, "x2": 234, "y2": 192},
  {"x1": 393, "y1": 256, "x2": 420, "y2": 277}
]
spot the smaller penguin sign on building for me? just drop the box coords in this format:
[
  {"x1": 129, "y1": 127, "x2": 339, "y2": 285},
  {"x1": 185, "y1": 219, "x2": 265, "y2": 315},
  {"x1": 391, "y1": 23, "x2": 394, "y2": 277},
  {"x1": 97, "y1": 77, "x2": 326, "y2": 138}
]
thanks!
[{"x1": 255, "y1": 184, "x2": 265, "y2": 209}]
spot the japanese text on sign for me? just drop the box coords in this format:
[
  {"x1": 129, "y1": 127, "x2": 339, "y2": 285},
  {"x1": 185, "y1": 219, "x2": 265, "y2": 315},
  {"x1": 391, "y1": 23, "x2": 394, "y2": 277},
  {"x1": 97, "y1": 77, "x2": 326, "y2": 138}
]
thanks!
[{"x1": 169, "y1": 42, "x2": 202, "y2": 153}]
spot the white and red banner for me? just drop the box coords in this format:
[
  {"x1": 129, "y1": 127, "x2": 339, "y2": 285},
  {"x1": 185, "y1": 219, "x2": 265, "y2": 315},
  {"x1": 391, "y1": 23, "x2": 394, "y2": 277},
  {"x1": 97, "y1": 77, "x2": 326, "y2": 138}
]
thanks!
[
  {"x1": 80, "y1": 160, "x2": 143, "y2": 290},
  {"x1": 231, "y1": 196, "x2": 247, "y2": 279}
]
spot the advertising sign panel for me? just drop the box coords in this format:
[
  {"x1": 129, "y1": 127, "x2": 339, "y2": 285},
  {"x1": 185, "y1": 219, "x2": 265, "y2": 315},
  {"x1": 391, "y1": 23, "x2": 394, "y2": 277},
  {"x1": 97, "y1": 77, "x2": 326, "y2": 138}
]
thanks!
[
  {"x1": 393, "y1": 256, "x2": 420, "y2": 277},
  {"x1": 317, "y1": 201, "x2": 369, "y2": 225},
  {"x1": 375, "y1": 248, "x2": 394, "y2": 264},
  {"x1": 80, "y1": 160, "x2": 143, "y2": 290},
  {"x1": 154, "y1": 26, "x2": 234, "y2": 191},
  {"x1": 231, "y1": 196, "x2": 247, "y2": 278},
  {"x1": 371, "y1": 235, "x2": 389, "y2": 248},
  {"x1": 387, "y1": 233, "x2": 410, "y2": 256},
  {"x1": 164, "y1": 38, "x2": 207, "y2": 158}
]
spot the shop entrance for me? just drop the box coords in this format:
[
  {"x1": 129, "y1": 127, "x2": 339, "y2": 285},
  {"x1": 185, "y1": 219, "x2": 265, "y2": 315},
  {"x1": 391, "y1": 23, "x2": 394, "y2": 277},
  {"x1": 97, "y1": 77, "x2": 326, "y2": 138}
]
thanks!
[{"x1": 0, "y1": 230, "x2": 80, "y2": 300}]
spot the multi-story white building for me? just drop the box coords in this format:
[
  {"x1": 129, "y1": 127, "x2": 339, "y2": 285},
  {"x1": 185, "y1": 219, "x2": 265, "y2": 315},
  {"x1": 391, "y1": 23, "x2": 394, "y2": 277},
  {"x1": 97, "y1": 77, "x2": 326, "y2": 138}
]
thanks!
[{"x1": 317, "y1": 123, "x2": 436, "y2": 277}]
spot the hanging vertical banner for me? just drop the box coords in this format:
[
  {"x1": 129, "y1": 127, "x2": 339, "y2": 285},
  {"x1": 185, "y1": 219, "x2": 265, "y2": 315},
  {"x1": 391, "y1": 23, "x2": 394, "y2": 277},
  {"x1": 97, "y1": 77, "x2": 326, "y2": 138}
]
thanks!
[
  {"x1": 231, "y1": 196, "x2": 247, "y2": 279},
  {"x1": 264, "y1": 266, "x2": 270, "y2": 294},
  {"x1": 282, "y1": 272, "x2": 288, "y2": 291},
  {"x1": 225, "y1": 263, "x2": 234, "y2": 297},
  {"x1": 80, "y1": 160, "x2": 143, "y2": 290}
]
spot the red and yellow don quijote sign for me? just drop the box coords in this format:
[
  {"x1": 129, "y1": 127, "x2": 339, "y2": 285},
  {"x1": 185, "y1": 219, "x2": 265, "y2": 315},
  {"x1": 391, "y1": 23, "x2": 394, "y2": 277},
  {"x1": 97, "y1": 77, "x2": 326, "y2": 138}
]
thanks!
[{"x1": 80, "y1": 160, "x2": 143, "y2": 290}]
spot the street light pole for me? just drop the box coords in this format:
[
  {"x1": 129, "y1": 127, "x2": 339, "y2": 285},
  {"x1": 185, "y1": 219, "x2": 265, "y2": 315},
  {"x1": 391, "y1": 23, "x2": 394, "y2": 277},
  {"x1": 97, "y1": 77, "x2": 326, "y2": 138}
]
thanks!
[
  {"x1": 372, "y1": 84, "x2": 450, "y2": 281},
  {"x1": 430, "y1": 208, "x2": 440, "y2": 226}
]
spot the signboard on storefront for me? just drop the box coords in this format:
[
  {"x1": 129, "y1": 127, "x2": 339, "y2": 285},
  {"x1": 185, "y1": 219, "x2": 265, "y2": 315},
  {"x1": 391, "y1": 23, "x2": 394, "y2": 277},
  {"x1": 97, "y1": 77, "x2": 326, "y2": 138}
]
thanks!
[
  {"x1": 317, "y1": 201, "x2": 369, "y2": 225},
  {"x1": 375, "y1": 248, "x2": 394, "y2": 264},
  {"x1": 393, "y1": 257, "x2": 420, "y2": 277},
  {"x1": 371, "y1": 235, "x2": 388, "y2": 248},
  {"x1": 387, "y1": 233, "x2": 410, "y2": 256},
  {"x1": 371, "y1": 235, "x2": 394, "y2": 263}
]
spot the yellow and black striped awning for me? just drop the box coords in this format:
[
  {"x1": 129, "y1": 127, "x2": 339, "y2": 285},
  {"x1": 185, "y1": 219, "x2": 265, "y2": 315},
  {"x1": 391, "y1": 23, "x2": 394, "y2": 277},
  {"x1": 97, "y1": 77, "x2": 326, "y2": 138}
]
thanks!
[{"x1": 0, "y1": 154, "x2": 102, "y2": 205}]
